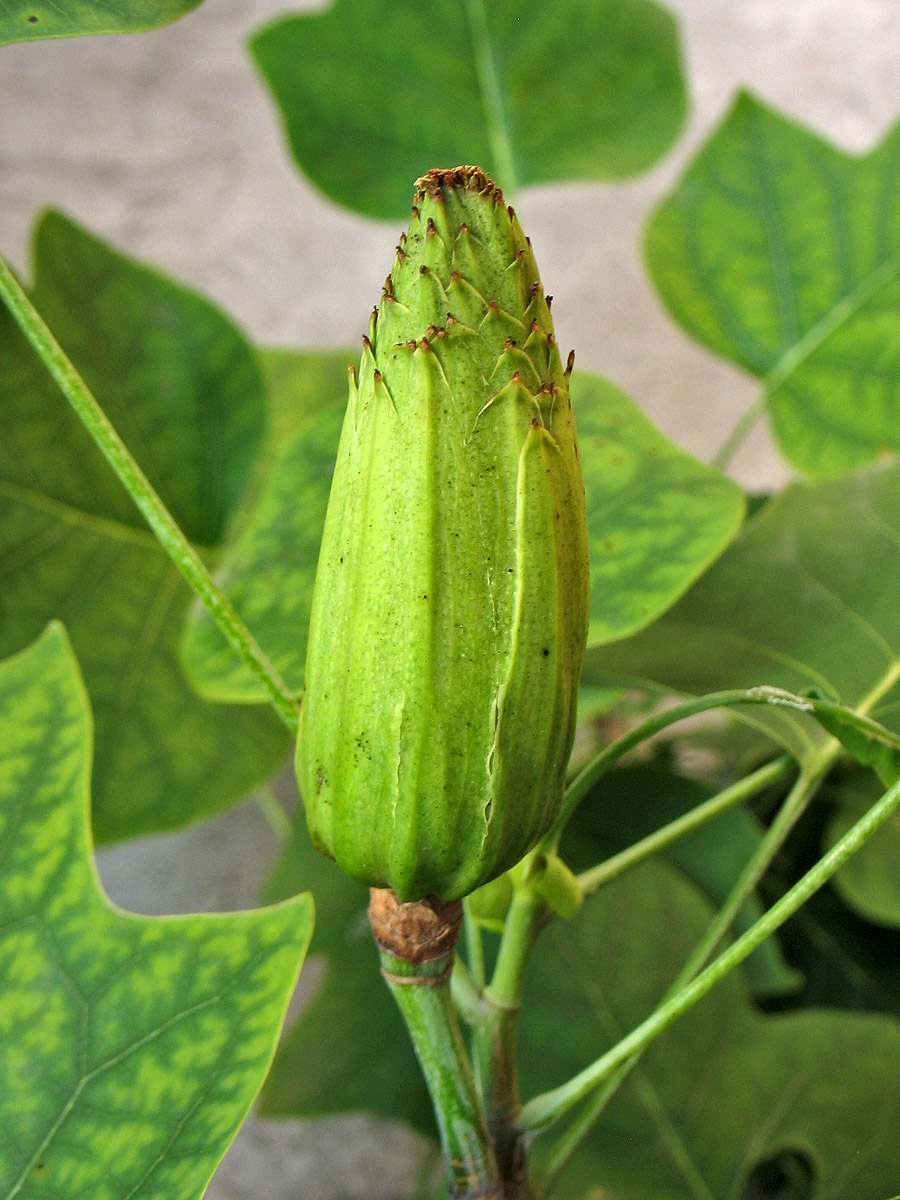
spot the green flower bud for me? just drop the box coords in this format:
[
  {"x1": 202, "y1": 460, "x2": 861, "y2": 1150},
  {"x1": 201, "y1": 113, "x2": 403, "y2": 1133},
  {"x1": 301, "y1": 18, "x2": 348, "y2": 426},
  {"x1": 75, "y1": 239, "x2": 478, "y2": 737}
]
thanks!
[{"x1": 297, "y1": 166, "x2": 589, "y2": 901}]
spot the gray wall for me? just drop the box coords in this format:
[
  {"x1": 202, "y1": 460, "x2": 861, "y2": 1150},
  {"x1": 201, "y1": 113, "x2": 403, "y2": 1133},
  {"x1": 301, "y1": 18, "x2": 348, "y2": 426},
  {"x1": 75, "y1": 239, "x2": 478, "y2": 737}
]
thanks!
[{"x1": 3, "y1": 2, "x2": 900, "y2": 1195}]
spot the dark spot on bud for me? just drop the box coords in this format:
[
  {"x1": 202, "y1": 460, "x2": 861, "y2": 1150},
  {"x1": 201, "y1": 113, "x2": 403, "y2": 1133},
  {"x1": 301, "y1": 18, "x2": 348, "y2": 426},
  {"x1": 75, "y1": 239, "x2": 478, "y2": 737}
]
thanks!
[
  {"x1": 420, "y1": 264, "x2": 429, "y2": 275},
  {"x1": 542, "y1": 648, "x2": 550, "y2": 657},
  {"x1": 531, "y1": 417, "x2": 541, "y2": 428}
]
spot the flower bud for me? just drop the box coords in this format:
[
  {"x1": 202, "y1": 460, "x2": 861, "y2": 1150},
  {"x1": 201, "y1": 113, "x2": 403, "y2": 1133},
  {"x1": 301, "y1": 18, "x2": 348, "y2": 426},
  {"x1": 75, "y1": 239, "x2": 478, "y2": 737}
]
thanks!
[{"x1": 297, "y1": 166, "x2": 589, "y2": 901}]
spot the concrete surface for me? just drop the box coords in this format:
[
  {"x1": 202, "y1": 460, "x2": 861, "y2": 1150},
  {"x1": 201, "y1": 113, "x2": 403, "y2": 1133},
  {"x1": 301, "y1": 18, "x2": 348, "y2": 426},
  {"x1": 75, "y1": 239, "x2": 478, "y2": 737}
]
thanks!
[{"x1": 3, "y1": 1, "x2": 900, "y2": 1196}]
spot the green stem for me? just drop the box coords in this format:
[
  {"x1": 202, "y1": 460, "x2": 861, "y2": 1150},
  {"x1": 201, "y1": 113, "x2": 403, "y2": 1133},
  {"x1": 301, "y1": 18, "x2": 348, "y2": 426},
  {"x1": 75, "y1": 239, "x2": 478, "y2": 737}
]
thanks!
[
  {"x1": 0, "y1": 255, "x2": 300, "y2": 735},
  {"x1": 556, "y1": 687, "x2": 810, "y2": 835},
  {"x1": 575, "y1": 756, "x2": 793, "y2": 898},
  {"x1": 673, "y1": 754, "x2": 831, "y2": 986},
  {"x1": 254, "y1": 784, "x2": 292, "y2": 844},
  {"x1": 378, "y1": 948, "x2": 502, "y2": 1199},
  {"x1": 532, "y1": 754, "x2": 827, "y2": 1192},
  {"x1": 520, "y1": 751, "x2": 900, "y2": 1136},
  {"x1": 712, "y1": 391, "x2": 769, "y2": 470},
  {"x1": 463, "y1": 895, "x2": 487, "y2": 991}
]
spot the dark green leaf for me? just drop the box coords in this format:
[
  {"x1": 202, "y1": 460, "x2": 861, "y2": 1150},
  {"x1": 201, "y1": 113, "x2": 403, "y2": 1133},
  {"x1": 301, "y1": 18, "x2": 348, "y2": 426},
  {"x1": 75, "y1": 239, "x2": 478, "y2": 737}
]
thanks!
[
  {"x1": 259, "y1": 817, "x2": 435, "y2": 1135},
  {"x1": 520, "y1": 859, "x2": 900, "y2": 1198},
  {"x1": 0, "y1": 211, "x2": 290, "y2": 840},
  {"x1": 563, "y1": 764, "x2": 801, "y2": 998},
  {"x1": 181, "y1": 348, "x2": 350, "y2": 701},
  {"x1": 646, "y1": 91, "x2": 900, "y2": 477},
  {"x1": 250, "y1": 0, "x2": 686, "y2": 219},
  {"x1": 0, "y1": 0, "x2": 203, "y2": 45},
  {"x1": 182, "y1": 367, "x2": 744, "y2": 703},
  {"x1": 589, "y1": 463, "x2": 900, "y2": 765},
  {"x1": 0, "y1": 625, "x2": 313, "y2": 1200}
]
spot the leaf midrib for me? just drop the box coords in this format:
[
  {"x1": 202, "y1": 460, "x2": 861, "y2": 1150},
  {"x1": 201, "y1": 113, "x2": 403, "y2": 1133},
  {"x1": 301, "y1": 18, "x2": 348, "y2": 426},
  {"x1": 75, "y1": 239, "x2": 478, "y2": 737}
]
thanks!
[
  {"x1": 765, "y1": 251, "x2": 900, "y2": 395},
  {"x1": 461, "y1": 0, "x2": 518, "y2": 192},
  {"x1": 0, "y1": 476, "x2": 214, "y2": 555}
]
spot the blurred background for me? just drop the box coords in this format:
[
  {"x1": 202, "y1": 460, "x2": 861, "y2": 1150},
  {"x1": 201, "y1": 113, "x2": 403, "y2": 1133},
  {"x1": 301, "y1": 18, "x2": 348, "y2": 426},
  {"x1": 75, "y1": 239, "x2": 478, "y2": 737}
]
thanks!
[{"x1": 3, "y1": 0, "x2": 900, "y2": 1195}]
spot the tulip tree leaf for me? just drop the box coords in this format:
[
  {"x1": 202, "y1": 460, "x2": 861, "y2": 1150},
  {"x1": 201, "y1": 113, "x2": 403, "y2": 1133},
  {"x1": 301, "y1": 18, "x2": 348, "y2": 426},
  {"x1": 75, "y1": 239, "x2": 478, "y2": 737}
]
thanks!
[
  {"x1": 0, "y1": 625, "x2": 313, "y2": 1200},
  {"x1": 250, "y1": 0, "x2": 686, "y2": 220},
  {"x1": 589, "y1": 463, "x2": 900, "y2": 765},
  {"x1": 0, "y1": 210, "x2": 291, "y2": 841},
  {"x1": 574, "y1": 373, "x2": 744, "y2": 647},
  {"x1": 0, "y1": 0, "x2": 204, "y2": 45},
  {"x1": 181, "y1": 349, "x2": 351, "y2": 702},
  {"x1": 564, "y1": 764, "x2": 801, "y2": 998},
  {"x1": 258, "y1": 817, "x2": 434, "y2": 1135},
  {"x1": 181, "y1": 366, "x2": 743, "y2": 702},
  {"x1": 520, "y1": 858, "x2": 900, "y2": 1198},
  {"x1": 646, "y1": 91, "x2": 900, "y2": 477}
]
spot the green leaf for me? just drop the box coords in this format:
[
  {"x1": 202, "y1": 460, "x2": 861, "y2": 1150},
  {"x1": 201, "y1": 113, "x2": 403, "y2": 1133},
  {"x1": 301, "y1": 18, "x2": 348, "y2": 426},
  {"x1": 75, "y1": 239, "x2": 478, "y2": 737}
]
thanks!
[
  {"x1": 0, "y1": 625, "x2": 313, "y2": 1200},
  {"x1": 182, "y1": 367, "x2": 744, "y2": 704},
  {"x1": 589, "y1": 463, "x2": 900, "y2": 764},
  {"x1": 646, "y1": 91, "x2": 900, "y2": 477},
  {"x1": 181, "y1": 348, "x2": 350, "y2": 701},
  {"x1": 563, "y1": 764, "x2": 801, "y2": 998},
  {"x1": 809, "y1": 701, "x2": 900, "y2": 787},
  {"x1": 0, "y1": 211, "x2": 291, "y2": 840},
  {"x1": 574, "y1": 373, "x2": 744, "y2": 647},
  {"x1": 258, "y1": 818, "x2": 435, "y2": 1135},
  {"x1": 0, "y1": 0, "x2": 203, "y2": 45},
  {"x1": 250, "y1": 0, "x2": 686, "y2": 220},
  {"x1": 520, "y1": 859, "x2": 900, "y2": 1198}
]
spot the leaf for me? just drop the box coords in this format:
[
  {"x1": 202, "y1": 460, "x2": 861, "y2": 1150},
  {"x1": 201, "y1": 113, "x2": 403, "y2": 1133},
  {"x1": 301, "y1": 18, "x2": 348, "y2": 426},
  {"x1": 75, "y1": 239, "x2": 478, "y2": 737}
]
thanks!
[
  {"x1": 575, "y1": 373, "x2": 744, "y2": 647},
  {"x1": 0, "y1": 0, "x2": 204, "y2": 45},
  {"x1": 182, "y1": 367, "x2": 744, "y2": 703},
  {"x1": 250, "y1": 0, "x2": 686, "y2": 220},
  {"x1": 181, "y1": 349, "x2": 351, "y2": 702},
  {"x1": 258, "y1": 817, "x2": 435, "y2": 1136},
  {"x1": 519, "y1": 858, "x2": 900, "y2": 1199},
  {"x1": 808, "y1": 701, "x2": 900, "y2": 787},
  {"x1": 645, "y1": 91, "x2": 900, "y2": 477},
  {"x1": 564, "y1": 764, "x2": 801, "y2": 998},
  {"x1": 589, "y1": 463, "x2": 900, "y2": 764},
  {"x1": 0, "y1": 210, "x2": 291, "y2": 841},
  {"x1": 0, "y1": 625, "x2": 313, "y2": 1200}
]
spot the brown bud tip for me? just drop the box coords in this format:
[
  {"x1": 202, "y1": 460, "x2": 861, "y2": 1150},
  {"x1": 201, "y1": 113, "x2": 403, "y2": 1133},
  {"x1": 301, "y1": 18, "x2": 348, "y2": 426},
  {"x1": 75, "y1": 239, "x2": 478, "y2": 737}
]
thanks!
[
  {"x1": 419, "y1": 264, "x2": 429, "y2": 275},
  {"x1": 566, "y1": 349, "x2": 576, "y2": 375},
  {"x1": 426, "y1": 217, "x2": 438, "y2": 236},
  {"x1": 362, "y1": 334, "x2": 373, "y2": 352},
  {"x1": 368, "y1": 888, "x2": 463, "y2": 964},
  {"x1": 415, "y1": 165, "x2": 497, "y2": 199},
  {"x1": 546, "y1": 295, "x2": 553, "y2": 310}
]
